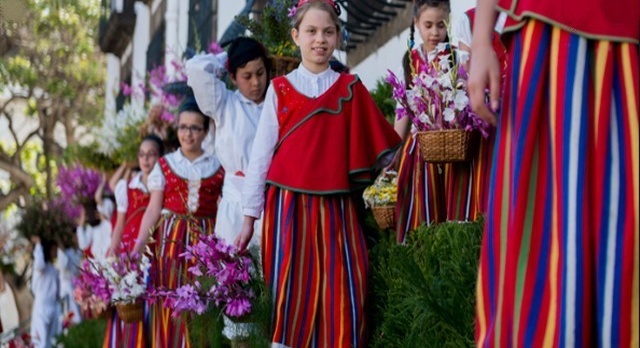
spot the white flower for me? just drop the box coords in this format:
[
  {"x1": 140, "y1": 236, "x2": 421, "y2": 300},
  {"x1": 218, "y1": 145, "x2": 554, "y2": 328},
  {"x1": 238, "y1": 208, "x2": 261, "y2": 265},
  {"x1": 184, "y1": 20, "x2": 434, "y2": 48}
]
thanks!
[
  {"x1": 453, "y1": 91, "x2": 469, "y2": 111},
  {"x1": 443, "y1": 108, "x2": 456, "y2": 122},
  {"x1": 418, "y1": 112, "x2": 432, "y2": 125},
  {"x1": 436, "y1": 42, "x2": 448, "y2": 54},
  {"x1": 438, "y1": 54, "x2": 452, "y2": 71},
  {"x1": 437, "y1": 73, "x2": 453, "y2": 90}
]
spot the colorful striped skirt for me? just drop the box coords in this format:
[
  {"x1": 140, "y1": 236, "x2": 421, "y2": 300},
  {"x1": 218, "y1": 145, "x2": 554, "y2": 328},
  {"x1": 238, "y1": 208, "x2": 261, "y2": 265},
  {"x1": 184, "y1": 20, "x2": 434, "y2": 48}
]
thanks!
[
  {"x1": 102, "y1": 304, "x2": 148, "y2": 348},
  {"x1": 149, "y1": 214, "x2": 215, "y2": 348},
  {"x1": 262, "y1": 186, "x2": 368, "y2": 347},
  {"x1": 395, "y1": 134, "x2": 446, "y2": 243},
  {"x1": 476, "y1": 19, "x2": 639, "y2": 347},
  {"x1": 444, "y1": 130, "x2": 495, "y2": 222}
]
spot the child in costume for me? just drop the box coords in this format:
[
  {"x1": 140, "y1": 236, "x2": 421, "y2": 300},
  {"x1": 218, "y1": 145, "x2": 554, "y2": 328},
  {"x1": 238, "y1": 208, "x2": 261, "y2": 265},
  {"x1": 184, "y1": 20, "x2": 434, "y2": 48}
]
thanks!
[
  {"x1": 235, "y1": 1, "x2": 401, "y2": 346},
  {"x1": 134, "y1": 98, "x2": 224, "y2": 348},
  {"x1": 468, "y1": 0, "x2": 639, "y2": 345},
  {"x1": 393, "y1": 0, "x2": 450, "y2": 243},
  {"x1": 186, "y1": 36, "x2": 270, "y2": 342},
  {"x1": 102, "y1": 134, "x2": 164, "y2": 348},
  {"x1": 30, "y1": 236, "x2": 60, "y2": 348}
]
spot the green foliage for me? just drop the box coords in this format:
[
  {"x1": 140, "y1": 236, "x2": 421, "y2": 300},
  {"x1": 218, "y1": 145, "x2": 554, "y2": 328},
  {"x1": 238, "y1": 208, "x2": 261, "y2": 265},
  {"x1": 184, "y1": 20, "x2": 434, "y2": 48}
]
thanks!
[
  {"x1": 14, "y1": 199, "x2": 75, "y2": 247},
  {"x1": 63, "y1": 142, "x2": 120, "y2": 172},
  {"x1": 55, "y1": 319, "x2": 107, "y2": 348},
  {"x1": 368, "y1": 221, "x2": 483, "y2": 347},
  {"x1": 235, "y1": 0, "x2": 298, "y2": 57},
  {"x1": 370, "y1": 77, "x2": 396, "y2": 124}
]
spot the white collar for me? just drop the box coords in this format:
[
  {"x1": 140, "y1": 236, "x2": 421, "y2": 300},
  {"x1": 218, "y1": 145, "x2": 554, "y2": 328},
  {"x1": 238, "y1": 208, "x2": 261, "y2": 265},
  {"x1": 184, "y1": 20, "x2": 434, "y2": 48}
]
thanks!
[
  {"x1": 296, "y1": 64, "x2": 336, "y2": 81},
  {"x1": 175, "y1": 148, "x2": 212, "y2": 164}
]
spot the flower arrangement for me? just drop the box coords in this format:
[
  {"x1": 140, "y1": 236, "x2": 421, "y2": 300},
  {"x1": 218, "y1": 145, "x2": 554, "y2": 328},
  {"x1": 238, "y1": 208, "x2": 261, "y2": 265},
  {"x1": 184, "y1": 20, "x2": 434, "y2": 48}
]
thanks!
[
  {"x1": 73, "y1": 258, "x2": 112, "y2": 316},
  {"x1": 56, "y1": 165, "x2": 103, "y2": 204},
  {"x1": 235, "y1": 0, "x2": 298, "y2": 57},
  {"x1": 363, "y1": 172, "x2": 398, "y2": 229},
  {"x1": 95, "y1": 101, "x2": 148, "y2": 162},
  {"x1": 386, "y1": 43, "x2": 489, "y2": 137},
  {"x1": 103, "y1": 250, "x2": 150, "y2": 305},
  {"x1": 363, "y1": 171, "x2": 398, "y2": 209},
  {"x1": 149, "y1": 233, "x2": 258, "y2": 319},
  {"x1": 14, "y1": 199, "x2": 76, "y2": 244}
]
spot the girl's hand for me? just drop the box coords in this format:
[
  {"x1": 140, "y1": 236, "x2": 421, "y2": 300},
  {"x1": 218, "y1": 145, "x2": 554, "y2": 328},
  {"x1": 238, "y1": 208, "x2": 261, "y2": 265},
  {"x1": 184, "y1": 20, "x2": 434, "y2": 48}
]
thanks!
[
  {"x1": 234, "y1": 217, "x2": 256, "y2": 251},
  {"x1": 76, "y1": 207, "x2": 86, "y2": 227},
  {"x1": 468, "y1": 42, "x2": 501, "y2": 126},
  {"x1": 105, "y1": 244, "x2": 117, "y2": 258}
]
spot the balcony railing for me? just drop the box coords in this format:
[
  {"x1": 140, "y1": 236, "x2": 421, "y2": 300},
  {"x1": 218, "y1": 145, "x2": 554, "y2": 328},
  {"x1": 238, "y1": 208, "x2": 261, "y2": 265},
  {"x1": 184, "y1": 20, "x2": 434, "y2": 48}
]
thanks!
[{"x1": 98, "y1": 0, "x2": 136, "y2": 57}]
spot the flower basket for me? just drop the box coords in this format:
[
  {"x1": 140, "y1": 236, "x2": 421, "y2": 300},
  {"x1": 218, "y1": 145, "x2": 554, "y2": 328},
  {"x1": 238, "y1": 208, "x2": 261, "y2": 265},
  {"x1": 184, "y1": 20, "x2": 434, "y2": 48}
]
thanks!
[
  {"x1": 372, "y1": 205, "x2": 396, "y2": 230},
  {"x1": 116, "y1": 301, "x2": 145, "y2": 323},
  {"x1": 416, "y1": 129, "x2": 476, "y2": 163},
  {"x1": 270, "y1": 55, "x2": 300, "y2": 77}
]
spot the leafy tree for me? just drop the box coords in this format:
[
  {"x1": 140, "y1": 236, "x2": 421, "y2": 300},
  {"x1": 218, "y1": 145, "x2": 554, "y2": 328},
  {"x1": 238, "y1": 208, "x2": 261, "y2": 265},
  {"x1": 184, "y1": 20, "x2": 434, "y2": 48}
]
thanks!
[{"x1": 0, "y1": 0, "x2": 104, "y2": 210}]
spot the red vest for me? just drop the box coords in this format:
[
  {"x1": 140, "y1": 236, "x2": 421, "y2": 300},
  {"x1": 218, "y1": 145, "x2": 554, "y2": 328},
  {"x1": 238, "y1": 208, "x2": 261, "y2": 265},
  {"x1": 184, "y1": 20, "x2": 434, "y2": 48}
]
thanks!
[
  {"x1": 158, "y1": 157, "x2": 224, "y2": 217},
  {"x1": 120, "y1": 182, "x2": 150, "y2": 252},
  {"x1": 265, "y1": 74, "x2": 401, "y2": 193},
  {"x1": 498, "y1": 0, "x2": 639, "y2": 43}
]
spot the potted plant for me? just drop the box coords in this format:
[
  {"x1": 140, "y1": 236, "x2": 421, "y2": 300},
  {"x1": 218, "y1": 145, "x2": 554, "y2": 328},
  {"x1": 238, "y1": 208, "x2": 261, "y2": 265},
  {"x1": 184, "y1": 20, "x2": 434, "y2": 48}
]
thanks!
[
  {"x1": 235, "y1": 0, "x2": 300, "y2": 77},
  {"x1": 386, "y1": 43, "x2": 490, "y2": 163},
  {"x1": 363, "y1": 171, "x2": 398, "y2": 230}
]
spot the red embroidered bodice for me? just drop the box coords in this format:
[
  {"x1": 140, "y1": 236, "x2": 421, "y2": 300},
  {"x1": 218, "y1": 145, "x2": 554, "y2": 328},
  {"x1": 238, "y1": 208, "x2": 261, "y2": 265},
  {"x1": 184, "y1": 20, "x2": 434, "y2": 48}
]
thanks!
[{"x1": 158, "y1": 157, "x2": 224, "y2": 218}]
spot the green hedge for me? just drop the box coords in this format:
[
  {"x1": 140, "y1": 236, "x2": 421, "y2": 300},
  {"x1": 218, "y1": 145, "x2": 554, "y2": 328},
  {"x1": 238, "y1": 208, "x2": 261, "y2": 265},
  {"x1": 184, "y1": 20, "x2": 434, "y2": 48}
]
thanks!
[
  {"x1": 368, "y1": 220, "x2": 483, "y2": 347},
  {"x1": 55, "y1": 318, "x2": 107, "y2": 348}
]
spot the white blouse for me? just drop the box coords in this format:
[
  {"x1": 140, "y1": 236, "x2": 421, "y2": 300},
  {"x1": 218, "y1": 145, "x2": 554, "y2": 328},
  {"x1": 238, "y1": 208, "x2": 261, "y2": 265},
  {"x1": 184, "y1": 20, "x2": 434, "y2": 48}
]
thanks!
[
  {"x1": 32, "y1": 244, "x2": 59, "y2": 306},
  {"x1": 186, "y1": 53, "x2": 264, "y2": 177},
  {"x1": 76, "y1": 220, "x2": 111, "y2": 261},
  {"x1": 114, "y1": 172, "x2": 148, "y2": 213},
  {"x1": 241, "y1": 65, "x2": 341, "y2": 218},
  {"x1": 148, "y1": 149, "x2": 221, "y2": 213}
]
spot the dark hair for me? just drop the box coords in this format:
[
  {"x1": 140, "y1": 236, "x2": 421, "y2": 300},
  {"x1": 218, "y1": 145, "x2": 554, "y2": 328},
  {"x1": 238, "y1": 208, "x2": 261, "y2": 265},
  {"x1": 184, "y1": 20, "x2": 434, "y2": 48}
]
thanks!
[
  {"x1": 227, "y1": 37, "x2": 271, "y2": 79},
  {"x1": 409, "y1": 0, "x2": 451, "y2": 49},
  {"x1": 141, "y1": 133, "x2": 165, "y2": 156},
  {"x1": 402, "y1": 50, "x2": 412, "y2": 88},
  {"x1": 40, "y1": 239, "x2": 57, "y2": 264},
  {"x1": 178, "y1": 95, "x2": 210, "y2": 133}
]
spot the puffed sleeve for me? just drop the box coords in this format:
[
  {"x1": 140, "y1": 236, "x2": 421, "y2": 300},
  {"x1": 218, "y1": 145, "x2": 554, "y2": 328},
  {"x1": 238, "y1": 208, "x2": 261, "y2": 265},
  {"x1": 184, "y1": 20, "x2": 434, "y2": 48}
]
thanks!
[
  {"x1": 241, "y1": 83, "x2": 279, "y2": 218},
  {"x1": 147, "y1": 161, "x2": 166, "y2": 191},
  {"x1": 114, "y1": 179, "x2": 128, "y2": 213},
  {"x1": 186, "y1": 52, "x2": 230, "y2": 126}
]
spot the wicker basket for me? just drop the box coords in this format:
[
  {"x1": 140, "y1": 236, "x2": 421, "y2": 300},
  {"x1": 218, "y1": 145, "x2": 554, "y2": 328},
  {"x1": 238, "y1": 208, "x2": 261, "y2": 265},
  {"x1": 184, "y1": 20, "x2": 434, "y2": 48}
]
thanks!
[
  {"x1": 372, "y1": 205, "x2": 396, "y2": 230},
  {"x1": 269, "y1": 55, "x2": 300, "y2": 77},
  {"x1": 116, "y1": 301, "x2": 145, "y2": 323},
  {"x1": 416, "y1": 129, "x2": 475, "y2": 163}
]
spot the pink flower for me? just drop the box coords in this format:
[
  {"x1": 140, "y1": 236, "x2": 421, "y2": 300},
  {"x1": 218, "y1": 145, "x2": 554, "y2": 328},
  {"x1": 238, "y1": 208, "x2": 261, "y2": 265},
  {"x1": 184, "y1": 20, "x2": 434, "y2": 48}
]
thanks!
[{"x1": 207, "y1": 41, "x2": 223, "y2": 54}]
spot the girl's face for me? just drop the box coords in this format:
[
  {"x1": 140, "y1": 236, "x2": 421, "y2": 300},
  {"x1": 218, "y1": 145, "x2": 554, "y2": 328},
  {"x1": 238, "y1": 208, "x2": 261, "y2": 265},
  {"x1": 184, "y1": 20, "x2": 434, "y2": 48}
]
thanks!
[
  {"x1": 232, "y1": 57, "x2": 268, "y2": 104},
  {"x1": 177, "y1": 111, "x2": 207, "y2": 154},
  {"x1": 415, "y1": 6, "x2": 448, "y2": 53},
  {"x1": 137, "y1": 140, "x2": 160, "y2": 174},
  {"x1": 292, "y1": 7, "x2": 339, "y2": 74}
]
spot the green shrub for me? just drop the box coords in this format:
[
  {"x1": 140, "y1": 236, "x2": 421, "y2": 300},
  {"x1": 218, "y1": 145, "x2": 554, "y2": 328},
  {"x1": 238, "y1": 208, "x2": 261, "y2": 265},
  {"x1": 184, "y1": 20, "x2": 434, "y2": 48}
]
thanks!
[
  {"x1": 55, "y1": 319, "x2": 107, "y2": 348},
  {"x1": 368, "y1": 221, "x2": 483, "y2": 347}
]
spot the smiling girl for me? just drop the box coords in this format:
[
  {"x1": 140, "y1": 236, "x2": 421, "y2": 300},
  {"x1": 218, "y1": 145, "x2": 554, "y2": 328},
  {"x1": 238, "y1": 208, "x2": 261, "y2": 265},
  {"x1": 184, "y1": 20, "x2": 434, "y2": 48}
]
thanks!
[{"x1": 235, "y1": 1, "x2": 401, "y2": 346}]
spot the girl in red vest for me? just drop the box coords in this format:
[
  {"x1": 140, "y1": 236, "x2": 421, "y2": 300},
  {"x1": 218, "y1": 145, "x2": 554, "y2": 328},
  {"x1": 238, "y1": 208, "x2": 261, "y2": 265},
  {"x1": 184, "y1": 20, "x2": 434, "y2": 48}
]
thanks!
[
  {"x1": 469, "y1": 0, "x2": 639, "y2": 346},
  {"x1": 134, "y1": 97, "x2": 224, "y2": 348},
  {"x1": 102, "y1": 134, "x2": 164, "y2": 348},
  {"x1": 234, "y1": 1, "x2": 401, "y2": 346}
]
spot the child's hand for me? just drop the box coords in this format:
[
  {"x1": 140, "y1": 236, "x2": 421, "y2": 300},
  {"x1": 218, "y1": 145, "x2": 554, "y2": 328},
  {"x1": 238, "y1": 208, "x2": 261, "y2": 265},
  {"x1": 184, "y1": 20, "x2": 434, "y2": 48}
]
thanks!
[
  {"x1": 234, "y1": 217, "x2": 256, "y2": 251},
  {"x1": 468, "y1": 44, "x2": 501, "y2": 126},
  {"x1": 76, "y1": 206, "x2": 86, "y2": 226}
]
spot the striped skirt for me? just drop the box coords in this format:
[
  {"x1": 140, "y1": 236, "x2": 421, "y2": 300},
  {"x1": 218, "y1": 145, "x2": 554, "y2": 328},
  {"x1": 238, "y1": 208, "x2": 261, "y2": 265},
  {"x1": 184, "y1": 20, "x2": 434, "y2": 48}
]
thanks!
[
  {"x1": 395, "y1": 134, "x2": 446, "y2": 243},
  {"x1": 444, "y1": 130, "x2": 495, "y2": 222},
  {"x1": 476, "y1": 19, "x2": 639, "y2": 347},
  {"x1": 149, "y1": 214, "x2": 215, "y2": 348},
  {"x1": 262, "y1": 186, "x2": 368, "y2": 347},
  {"x1": 102, "y1": 304, "x2": 148, "y2": 348}
]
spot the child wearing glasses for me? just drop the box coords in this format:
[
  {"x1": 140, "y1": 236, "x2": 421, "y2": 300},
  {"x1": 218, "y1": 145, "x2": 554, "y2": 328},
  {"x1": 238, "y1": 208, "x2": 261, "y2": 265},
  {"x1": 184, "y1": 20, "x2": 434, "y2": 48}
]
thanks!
[
  {"x1": 102, "y1": 134, "x2": 164, "y2": 348},
  {"x1": 134, "y1": 97, "x2": 224, "y2": 348}
]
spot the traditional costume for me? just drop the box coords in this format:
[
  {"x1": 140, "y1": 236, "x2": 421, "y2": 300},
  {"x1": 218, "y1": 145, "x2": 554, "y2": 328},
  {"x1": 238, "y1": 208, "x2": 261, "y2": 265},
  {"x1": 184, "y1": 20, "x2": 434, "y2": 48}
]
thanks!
[
  {"x1": 103, "y1": 172, "x2": 151, "y2": 348},
  {"x1": 243, "y1": 66, "x2": 401, "y2": 347},
  {"x1": 147, "y1": 150, "x2": 224, "y2": 348},
  {"x1": 475, "y1": 0, "x2": 639, "y2": 346}
]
